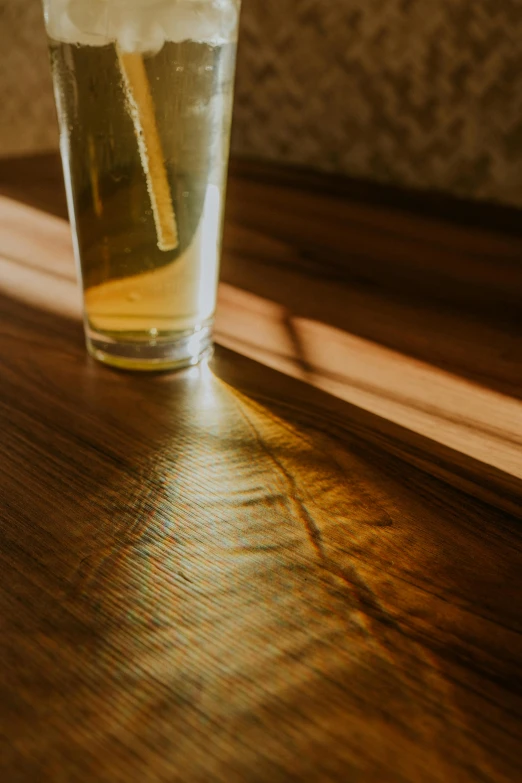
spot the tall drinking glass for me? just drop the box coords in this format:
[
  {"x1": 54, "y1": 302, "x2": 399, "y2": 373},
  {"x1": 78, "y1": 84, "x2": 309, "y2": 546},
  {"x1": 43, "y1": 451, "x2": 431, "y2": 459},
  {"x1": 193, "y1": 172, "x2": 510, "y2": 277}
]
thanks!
[{"x1": 43, "y1": 0, "x2": 241, "y2": 370}]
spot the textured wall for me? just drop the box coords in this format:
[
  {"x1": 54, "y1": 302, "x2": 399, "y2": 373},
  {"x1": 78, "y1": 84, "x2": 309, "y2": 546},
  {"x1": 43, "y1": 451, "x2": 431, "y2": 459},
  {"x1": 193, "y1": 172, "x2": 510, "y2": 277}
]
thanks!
[
  {"x1": 233, "y1": 0, "x2": 522, "y2": 206},
  {"x1": 2, "y1": 0, "x2": 522, "y2": 206},
  {"x1": 0, "y1": 0, "x2": 58, "y2": 155}
]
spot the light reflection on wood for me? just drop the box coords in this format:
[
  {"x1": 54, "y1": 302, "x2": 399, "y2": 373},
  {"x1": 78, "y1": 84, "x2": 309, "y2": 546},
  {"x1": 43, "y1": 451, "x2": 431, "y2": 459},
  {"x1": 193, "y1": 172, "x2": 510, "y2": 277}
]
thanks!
[
  {"x1": 1, "y1": 158, "x2": 521, "y2": 781},
  {"x1": 215, "y1": 285, "x2": 522, "y2": 481},
  {"x1": 0, "y1": 194, "x2": 520, "y2": 486}
]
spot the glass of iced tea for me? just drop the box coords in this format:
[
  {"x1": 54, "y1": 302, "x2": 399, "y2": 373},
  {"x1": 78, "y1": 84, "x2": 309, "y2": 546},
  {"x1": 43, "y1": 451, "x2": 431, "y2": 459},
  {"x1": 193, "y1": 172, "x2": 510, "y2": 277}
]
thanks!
[{"x1": 43, "y1": 0, "x2": 241, "y2": 370}]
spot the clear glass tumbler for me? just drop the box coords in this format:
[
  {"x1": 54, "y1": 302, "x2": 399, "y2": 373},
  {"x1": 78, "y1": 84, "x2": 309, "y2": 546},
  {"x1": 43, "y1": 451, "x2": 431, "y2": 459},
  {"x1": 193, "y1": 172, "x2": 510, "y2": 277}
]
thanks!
[{"x1": 43, "y1": 0, "x2": 241, "y2": 370}]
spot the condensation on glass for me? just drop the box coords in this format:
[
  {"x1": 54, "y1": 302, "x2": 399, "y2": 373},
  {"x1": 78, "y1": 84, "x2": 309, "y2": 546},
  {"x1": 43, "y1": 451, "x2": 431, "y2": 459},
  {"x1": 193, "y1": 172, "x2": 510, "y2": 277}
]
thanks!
[{"x1": 44, "y1": 0, "x2": 241, "y2": 370}]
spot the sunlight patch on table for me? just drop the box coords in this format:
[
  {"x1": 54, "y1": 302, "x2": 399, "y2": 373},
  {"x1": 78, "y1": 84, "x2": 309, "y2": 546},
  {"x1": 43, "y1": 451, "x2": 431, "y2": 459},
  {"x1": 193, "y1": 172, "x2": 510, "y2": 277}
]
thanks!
[{"x1": 0, "y1": 196, "x2": 81, "y2": 320}]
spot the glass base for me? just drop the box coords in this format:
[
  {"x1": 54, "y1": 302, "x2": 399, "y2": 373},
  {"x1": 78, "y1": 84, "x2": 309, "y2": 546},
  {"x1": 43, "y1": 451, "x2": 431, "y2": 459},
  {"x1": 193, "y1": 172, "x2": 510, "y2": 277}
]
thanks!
[{"x1": 86, "y1": 323, "x2": 214, "y2": 372}]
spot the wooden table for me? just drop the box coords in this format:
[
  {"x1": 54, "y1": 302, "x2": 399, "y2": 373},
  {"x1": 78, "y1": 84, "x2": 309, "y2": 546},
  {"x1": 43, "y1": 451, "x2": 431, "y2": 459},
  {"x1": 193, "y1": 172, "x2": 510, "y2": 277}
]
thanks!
[{"x1": 0, "y1": 155, "x2": 521, "y2": 783}]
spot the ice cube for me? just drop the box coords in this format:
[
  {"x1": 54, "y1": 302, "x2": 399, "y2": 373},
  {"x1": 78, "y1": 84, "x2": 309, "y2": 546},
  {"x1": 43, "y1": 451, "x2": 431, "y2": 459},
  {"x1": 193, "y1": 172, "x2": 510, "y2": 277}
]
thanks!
[
  {"x1": 67, "y1": 0, "x2": 110, "y2": 41},
  {"x1": 44, "y1": 0, "x2": 240, "y2": 49},
  {"x1": 44, "y1": 0, "x2": 111, "y2": 46},
  {"x1": 158, "y1": 1, "x2": 239, "y2": 45},
  {"x1": 117, "y1": 15, "x2": 166, "y2": 55}
]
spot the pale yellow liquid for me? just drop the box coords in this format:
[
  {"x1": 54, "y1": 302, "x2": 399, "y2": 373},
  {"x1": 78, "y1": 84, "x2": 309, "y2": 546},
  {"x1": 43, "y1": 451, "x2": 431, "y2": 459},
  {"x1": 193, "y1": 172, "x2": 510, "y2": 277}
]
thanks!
[{"x1": 50, "y1": 39, "x2": 236, "y2": 360}]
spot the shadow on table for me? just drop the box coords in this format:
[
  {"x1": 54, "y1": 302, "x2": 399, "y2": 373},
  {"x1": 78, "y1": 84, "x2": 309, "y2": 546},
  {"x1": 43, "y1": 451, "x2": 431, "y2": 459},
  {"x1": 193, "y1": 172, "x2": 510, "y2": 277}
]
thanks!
[
  {"x1": 1, "y1": 155, "x2": 521, "y2": 499},
  {"x1": 1, "y1": 153, "x2": 521, "y2": 403},
  {"x1": 221, "y1": 169, "x2": 522, "y2": 403},
  {"x1": 1, "y1": 287, "x2": 521, "y2": 780}
]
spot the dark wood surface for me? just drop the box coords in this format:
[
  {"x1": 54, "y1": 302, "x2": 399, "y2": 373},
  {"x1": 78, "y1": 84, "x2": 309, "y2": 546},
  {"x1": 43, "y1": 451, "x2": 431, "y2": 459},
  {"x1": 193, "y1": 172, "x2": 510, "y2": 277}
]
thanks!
[{"x1": 0, "y1": 155, "x2": 521, "y2": 783}]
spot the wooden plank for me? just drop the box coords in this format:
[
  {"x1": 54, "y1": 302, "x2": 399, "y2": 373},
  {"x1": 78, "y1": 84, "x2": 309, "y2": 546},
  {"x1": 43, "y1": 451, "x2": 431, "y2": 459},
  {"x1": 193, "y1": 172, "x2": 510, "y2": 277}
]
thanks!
[
  {"x1": 0, "y1": 155, "x2": 521, "y2": 782},
  {"x1": 1, "y1": 163, "x2": 520, "y2": 501}
]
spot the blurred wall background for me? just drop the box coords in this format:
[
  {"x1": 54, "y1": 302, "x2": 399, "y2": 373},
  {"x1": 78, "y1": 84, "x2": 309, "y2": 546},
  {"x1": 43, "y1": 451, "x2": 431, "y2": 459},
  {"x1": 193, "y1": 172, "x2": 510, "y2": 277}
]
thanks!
[{"x1": 1, "y1": 0, "x2": 522, "y2": 206}]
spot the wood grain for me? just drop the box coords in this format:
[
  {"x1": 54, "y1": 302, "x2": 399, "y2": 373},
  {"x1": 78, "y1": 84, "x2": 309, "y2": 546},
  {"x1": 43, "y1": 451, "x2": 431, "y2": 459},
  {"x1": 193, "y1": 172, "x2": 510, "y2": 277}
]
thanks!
[
  {"x1": 1, "y1": 155, "x2": 521, "y2": 507},
  {"x1": 0, "y1": 155, "x2": 521, "y2": 782}
]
